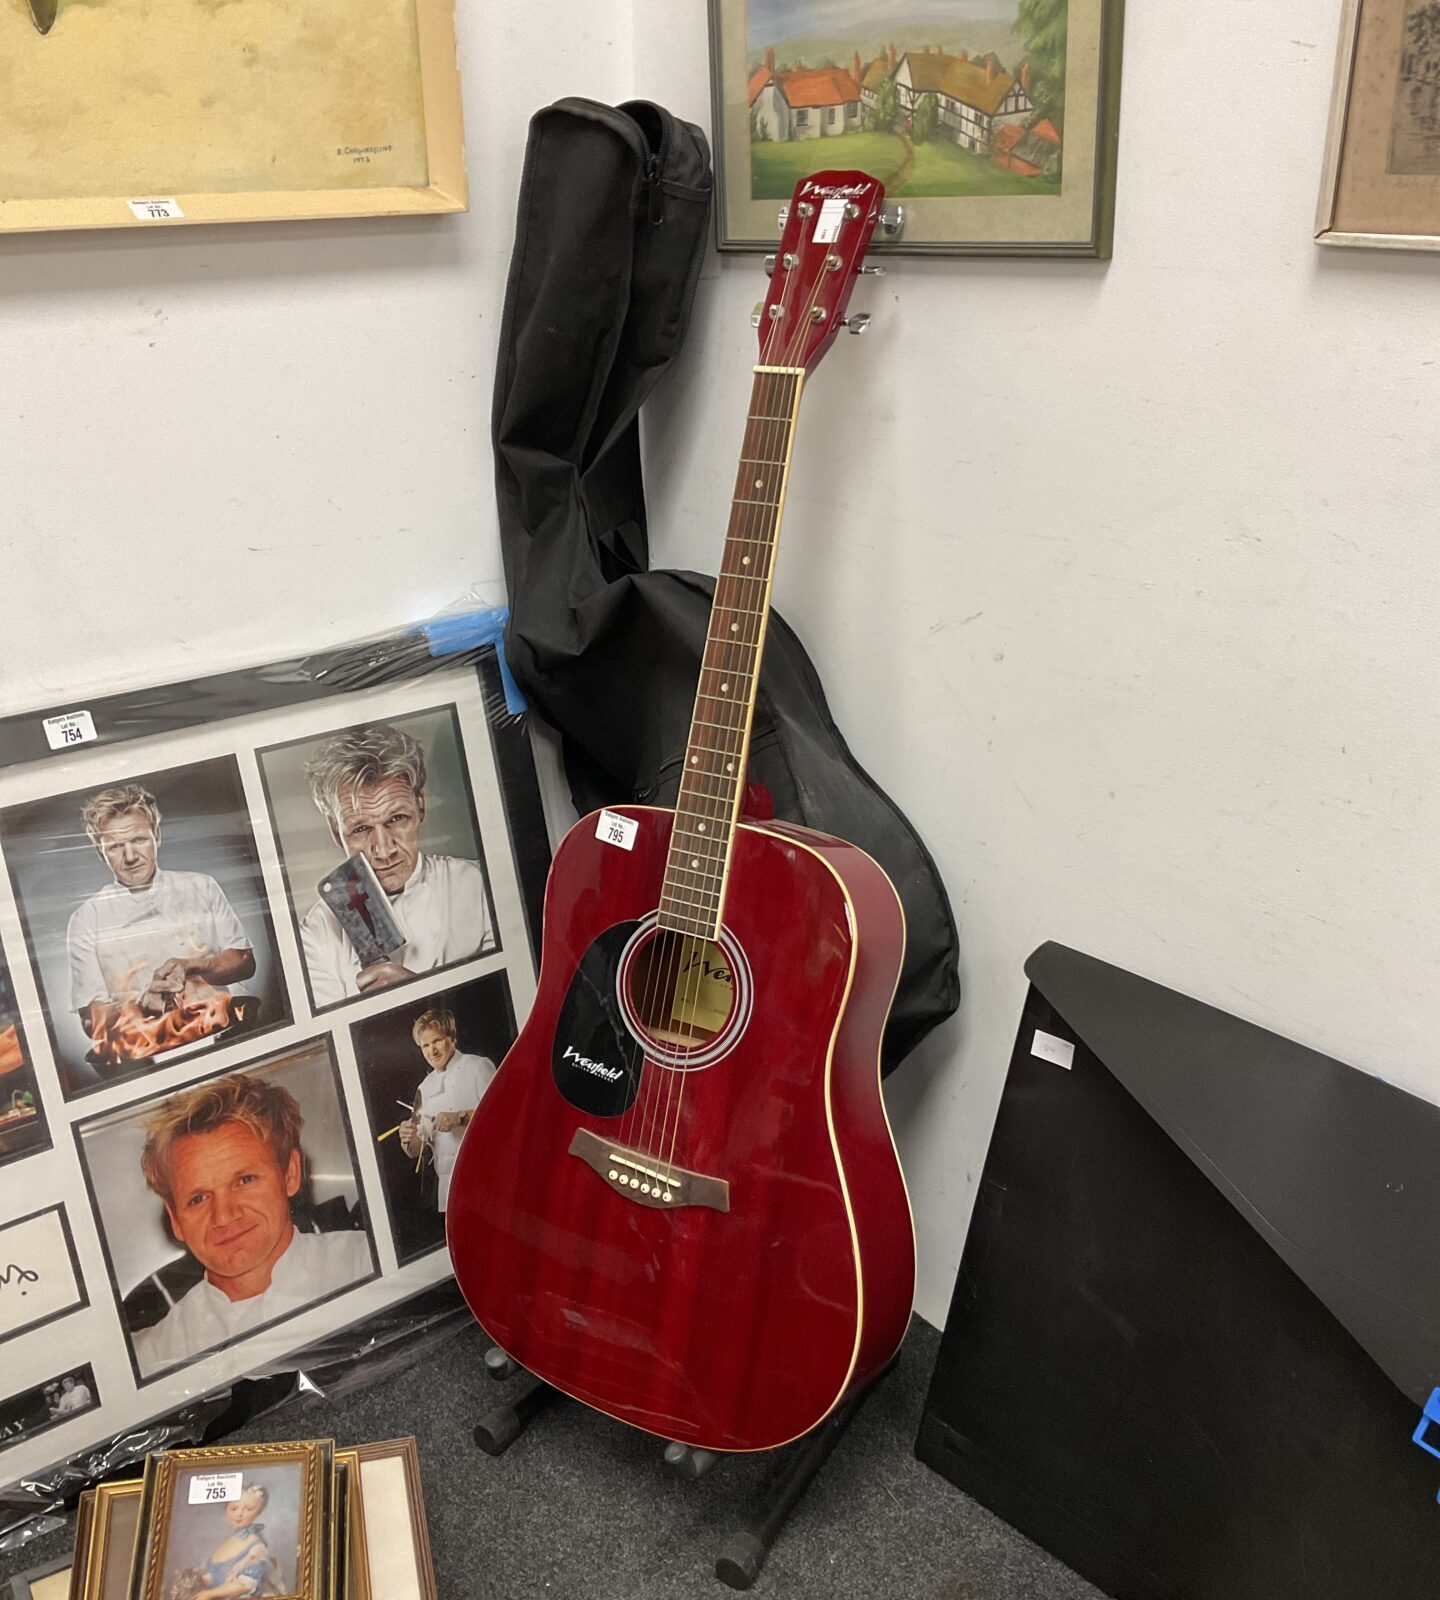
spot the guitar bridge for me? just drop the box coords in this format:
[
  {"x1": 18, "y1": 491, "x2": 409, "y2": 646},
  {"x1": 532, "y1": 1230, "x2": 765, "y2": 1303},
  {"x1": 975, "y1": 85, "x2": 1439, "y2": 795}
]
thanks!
[{"x1": 567, "y1": 1127, "x2": 729, "y2": 1212}]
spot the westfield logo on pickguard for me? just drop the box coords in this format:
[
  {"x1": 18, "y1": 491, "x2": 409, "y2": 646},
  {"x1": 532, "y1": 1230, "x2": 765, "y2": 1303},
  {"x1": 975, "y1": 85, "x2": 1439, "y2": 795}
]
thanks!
[{"x1": 563, "y1": 1045, "x2": 624, "y2": 1082}]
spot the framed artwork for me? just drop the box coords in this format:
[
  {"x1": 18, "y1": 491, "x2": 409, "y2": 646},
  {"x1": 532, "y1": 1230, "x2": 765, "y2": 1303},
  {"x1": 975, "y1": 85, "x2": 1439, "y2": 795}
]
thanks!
[
  {"x1": 0, "y1": 757, "x2": 292, "y2": 1102},
  {"x1": 350, "y1": 972, "x2": 515, "y2": 1267},
  {"x1": 1317, "y1": 0, "x2": 1440, "y2": 248},
  {"x1": 256, "y1": 708, "x2": 499, "y2": 1019},
  {"x1": 333, "y1": 1452, "x2": 367, "y2": 1600},
  {"x1": 0, "y1": 642, "x2": 547, "y2": 1494},
  {"x1": 0, "y1": 955, "x2": 48, "y2": 1168},
  {"x1": 74, "y1": 1038, "x2": 379, "y2": 1384},
  {"x1": 76, "y1": 1479, "x2": 143, "y2": 1600},
  {"x1": 0, "y1": 0, "x2": 466, "y2": 234},
  {"x1": 707, "y1": 0, "x2": 1125, "y2": 257},
  {"x1": 131, "y1": 1441, "x2": 331, "y2": 1600},
  {"x1": 4, "y1": 1555, "x2": 71, "y2": 1600},
  {"x1": 346, "y1": 1438, "x2": 436, "y2": 1600}
]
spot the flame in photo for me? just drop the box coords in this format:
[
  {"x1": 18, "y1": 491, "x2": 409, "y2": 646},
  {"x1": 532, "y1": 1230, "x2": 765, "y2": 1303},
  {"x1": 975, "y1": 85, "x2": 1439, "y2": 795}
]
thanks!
[
  {"x1": 88, "y1": 979, "x2": 237, "y2": 1065},
  {"x1": 0, "y1": 1025, "x2": 22, "y2": 1075}
]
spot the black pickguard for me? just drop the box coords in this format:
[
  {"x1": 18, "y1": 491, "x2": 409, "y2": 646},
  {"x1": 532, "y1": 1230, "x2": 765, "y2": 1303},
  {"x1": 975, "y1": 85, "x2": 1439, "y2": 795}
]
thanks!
[{"x1": 551, "y1": 921, "x2": 642, "y2": 1117}]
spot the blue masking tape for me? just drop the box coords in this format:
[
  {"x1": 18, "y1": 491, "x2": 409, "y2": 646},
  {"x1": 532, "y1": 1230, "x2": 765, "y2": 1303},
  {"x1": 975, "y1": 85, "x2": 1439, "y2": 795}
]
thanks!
[
  {"x1": 1413, "y1": 1388, "x2": 1440, "y2": 1462},
  {"x1": 422, "y1": 607, "x2": 527, "y2": 715}
]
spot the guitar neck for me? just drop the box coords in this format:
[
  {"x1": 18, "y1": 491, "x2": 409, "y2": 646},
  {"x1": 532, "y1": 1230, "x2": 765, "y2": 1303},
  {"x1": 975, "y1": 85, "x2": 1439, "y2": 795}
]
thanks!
[{"x1": 657, "y1": 364, "x2": 806, "y2": 940}]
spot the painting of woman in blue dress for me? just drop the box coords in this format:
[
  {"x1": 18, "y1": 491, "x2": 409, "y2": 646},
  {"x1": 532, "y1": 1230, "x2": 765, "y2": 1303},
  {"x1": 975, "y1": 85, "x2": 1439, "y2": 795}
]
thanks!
[{"x1": 164, "y1": 1477, "x2": 296, "y2": 1600}]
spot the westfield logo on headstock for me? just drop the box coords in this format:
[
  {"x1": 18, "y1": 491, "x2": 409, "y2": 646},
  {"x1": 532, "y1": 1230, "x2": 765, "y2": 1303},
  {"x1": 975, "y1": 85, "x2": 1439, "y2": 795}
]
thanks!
[{"x1": 798, "y1": 177, "x2": 872, "y2": 200}]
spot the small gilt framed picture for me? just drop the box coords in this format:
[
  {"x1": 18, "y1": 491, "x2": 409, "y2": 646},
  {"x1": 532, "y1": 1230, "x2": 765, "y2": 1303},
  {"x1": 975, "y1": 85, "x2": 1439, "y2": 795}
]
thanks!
[
  {"x1": 78, "y1": 1480, "x2": 143, "y2": 1600},
  {"x1": 1318, "y1": 0, "x2": 1440, "y2": 247},
  {"x1": 130, "y1": 1441, "x2": 333, "y2": 1600}
]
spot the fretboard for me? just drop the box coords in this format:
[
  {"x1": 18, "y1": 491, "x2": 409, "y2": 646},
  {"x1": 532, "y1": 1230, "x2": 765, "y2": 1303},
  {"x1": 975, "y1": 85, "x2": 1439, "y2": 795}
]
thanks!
[{"x1": 657, "y1": 365, "x2": 805, "y2": 939}]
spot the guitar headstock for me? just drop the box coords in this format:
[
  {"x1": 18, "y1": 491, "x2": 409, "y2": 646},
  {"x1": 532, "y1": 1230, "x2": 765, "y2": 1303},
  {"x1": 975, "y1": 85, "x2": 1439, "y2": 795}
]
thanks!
[{"x1": 756, "y1": 171, "x2": 886, "y2": 373}]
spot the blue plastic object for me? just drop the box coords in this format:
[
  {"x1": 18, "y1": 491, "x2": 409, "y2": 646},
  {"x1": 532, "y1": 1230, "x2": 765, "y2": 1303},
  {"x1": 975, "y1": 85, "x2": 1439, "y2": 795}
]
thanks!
[
  {"x1": 1412, "y1": 1388, "x2": 1440, "y2": 1461},
  {"x1": 1411, "y1": 1388, "x2": 1440, "y2": 1502},
  {"x1": 423, "y1": 607, "x2": 527, "y2": 715}
]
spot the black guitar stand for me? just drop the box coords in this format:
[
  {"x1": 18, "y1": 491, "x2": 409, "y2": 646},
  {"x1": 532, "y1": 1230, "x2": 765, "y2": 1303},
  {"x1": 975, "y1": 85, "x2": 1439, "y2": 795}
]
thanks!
[{"x1": 471, "y1": 1345, "x2": 897, "y2": 1590}]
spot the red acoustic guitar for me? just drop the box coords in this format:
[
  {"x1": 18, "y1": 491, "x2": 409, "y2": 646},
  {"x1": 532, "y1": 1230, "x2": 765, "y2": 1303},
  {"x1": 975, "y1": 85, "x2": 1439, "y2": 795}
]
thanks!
[{"x1": 448, "y1": 171, "x2": 915, "y2": 1453}]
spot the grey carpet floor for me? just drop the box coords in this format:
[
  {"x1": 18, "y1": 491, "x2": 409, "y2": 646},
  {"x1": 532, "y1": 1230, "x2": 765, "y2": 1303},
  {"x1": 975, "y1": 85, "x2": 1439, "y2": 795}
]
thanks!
[{"x1": 2, "y1": 1316, "x2": 1104, "y2": 1600}]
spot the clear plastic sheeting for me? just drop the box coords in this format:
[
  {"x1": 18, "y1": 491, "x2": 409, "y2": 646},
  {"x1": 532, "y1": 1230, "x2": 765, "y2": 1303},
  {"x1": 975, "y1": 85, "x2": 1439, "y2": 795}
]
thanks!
[{"x1": 0, "y1": 607, "x2": 549, "y2": 1551}]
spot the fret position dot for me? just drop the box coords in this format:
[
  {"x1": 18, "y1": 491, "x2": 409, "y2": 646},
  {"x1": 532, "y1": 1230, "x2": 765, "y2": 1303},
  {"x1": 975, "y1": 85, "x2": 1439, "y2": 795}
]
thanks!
[
  {"x1": 691, "y1": 859, "x2": 699, "y2": 868},
  {"x1": 690, "y1": 756, "x2": 698, "y2": 765},
  {"x1": 754, "y1": 477, "x2": 763, "y2": 489},
  {"x1": 731, "y1": 623, "x2": 738, "y2": 633},
  {"x1": 742, "y1": 556, "x2": 751, "y2": 566},
  {"x1": 726, "y1": 761, "x2": 734, "y2": 772},
  {"x1": 698, "y1": 823, "x2": 706, "y2": 832},
  {"x1": 721, "y1": 683, "x2": 729, "y2": 693}
]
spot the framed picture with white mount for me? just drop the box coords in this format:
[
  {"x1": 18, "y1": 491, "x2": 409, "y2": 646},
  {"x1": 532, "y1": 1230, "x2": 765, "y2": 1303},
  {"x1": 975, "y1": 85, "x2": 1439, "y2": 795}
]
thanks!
[
  {"x1": 1318, "y1": 0, "x2": 1440, "y2": 248},
  {"x1": 707, "y1": 0, "x2": 1126, "y2": 257}
]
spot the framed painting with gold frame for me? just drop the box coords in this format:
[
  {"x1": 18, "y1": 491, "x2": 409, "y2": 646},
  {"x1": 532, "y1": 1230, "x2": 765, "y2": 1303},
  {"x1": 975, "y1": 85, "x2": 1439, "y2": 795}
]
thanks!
[
  {"x1": 707, "y1": 0, "x2": 1126, "y2": 257},
  {"x1": 1318, "y1": 0, "x2": 1440, "y2": 248},
  {"x1": 0, "y1": 0, "x2": 466, "y2": 235},
  {"x1": 130, "y1": 1441, "x2": 332, "y2": 1600},
  {"x1": 74, "y1": 1480, "x2": 142, "y2": 1600}
]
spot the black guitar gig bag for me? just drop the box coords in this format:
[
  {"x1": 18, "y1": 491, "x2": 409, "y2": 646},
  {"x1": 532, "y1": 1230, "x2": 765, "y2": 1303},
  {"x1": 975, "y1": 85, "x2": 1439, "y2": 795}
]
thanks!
[{"x1": 492, "y1": 96, "x2": 959, "y2": 1074}]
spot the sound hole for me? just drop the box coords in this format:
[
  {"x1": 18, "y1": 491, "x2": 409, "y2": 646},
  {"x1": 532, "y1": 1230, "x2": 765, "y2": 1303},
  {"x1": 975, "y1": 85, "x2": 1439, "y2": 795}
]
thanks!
[{"x1": 625, "y1": 931, "x2": 736, "y2": 1052}]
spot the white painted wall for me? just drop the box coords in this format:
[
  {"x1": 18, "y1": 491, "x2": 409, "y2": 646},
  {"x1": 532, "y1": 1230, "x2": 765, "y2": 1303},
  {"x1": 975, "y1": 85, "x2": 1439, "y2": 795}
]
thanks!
[
  {"x1": 635, "y1": 0, "x2": 1440, "y2": 1326},
  {"x1": 4, "y1": 0, "x2": 1439, "y2": 1333},
  {"x1": 0, "y1": 0, "x2": 633, "y2": 714}
]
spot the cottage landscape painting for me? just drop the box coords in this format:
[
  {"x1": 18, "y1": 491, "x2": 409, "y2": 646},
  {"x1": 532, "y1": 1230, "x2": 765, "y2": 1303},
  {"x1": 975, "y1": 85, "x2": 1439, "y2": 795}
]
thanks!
[
  {"x1": 710, "y1": 0, "x2": 1123, "y2": 254},
  {"x1": 747, "y1": 0, "x2": 1066, "y2": 199}
]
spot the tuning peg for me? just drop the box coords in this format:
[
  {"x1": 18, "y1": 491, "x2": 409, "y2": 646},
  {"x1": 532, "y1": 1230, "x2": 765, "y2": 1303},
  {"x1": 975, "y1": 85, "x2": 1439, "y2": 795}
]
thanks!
[
  {"x1": 878, "y1": 203, "x2": 905, "y2": 239},
  {"x1": 764, "y1": 254, "x2": 776, "y2": 276},
  {"x1": 859, "y1": 264, "x2": 887, "y2": 276},
  {"x1": 841, "y1": 313, "x2": 871, "y2": 335},
  {"x1": 777, "y1": 203, "x2": 789, "y2": 231},
  {"x1": 750, "y1": 301, "x2": 764, "y2": 329}
]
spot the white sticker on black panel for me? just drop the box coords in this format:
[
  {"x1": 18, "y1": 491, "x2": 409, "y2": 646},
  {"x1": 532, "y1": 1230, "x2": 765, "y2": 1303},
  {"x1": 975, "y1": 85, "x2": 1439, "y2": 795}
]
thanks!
[{"x1": 1031, "y1": 1029, "x2": 1076, "y2": 1070}]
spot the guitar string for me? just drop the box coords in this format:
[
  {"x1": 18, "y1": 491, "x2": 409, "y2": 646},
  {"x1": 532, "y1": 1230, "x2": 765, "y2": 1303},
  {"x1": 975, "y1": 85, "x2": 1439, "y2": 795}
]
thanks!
[
  {"x1": 644, "y1": 364, "x2": 798, "y2": 1167},
  {"x1": 656, "y1": 310, "x2": 816, "y2": 1184},
  {"x1": 657, "y1": 371, "x2": 799, "y2": 1180},
  {"x1": 656, "y1": 239, "x2": 834, "y2": 1185},
  {"x1": 624, "y1": 206, "x2": 846, "y2": 1179},
  {"x1": 643, "y1": 365, "x2": 798, "y2": 1167}
]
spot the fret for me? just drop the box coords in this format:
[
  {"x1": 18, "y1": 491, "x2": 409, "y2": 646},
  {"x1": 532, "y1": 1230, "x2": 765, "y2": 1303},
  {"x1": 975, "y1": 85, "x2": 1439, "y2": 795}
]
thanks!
[
  {"x1": 666, "y1": 855, "x2": 728, "y2": 880},
  {"x1": 660, "y1": 882, "x2": 721, "y2": 908},
  {"x1": 659, "y1": 881, "x2": 722, "y2": 906},
  {"x1": 657, "y1": 911, "x2": 718, "y2": 938},
  {"x1": 661, "y1": 366, "x2": 804, "y2": 925}
]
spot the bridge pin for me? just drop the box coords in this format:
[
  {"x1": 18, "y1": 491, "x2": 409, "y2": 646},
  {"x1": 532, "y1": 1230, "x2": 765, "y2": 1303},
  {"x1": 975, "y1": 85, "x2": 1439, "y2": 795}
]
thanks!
[
  {"x1": 641, "y1": 1184, "x2": 651, "y2": 1195},
  {"x1": 608, "y1": 1170, "x2": 618, "y2": 1181}
]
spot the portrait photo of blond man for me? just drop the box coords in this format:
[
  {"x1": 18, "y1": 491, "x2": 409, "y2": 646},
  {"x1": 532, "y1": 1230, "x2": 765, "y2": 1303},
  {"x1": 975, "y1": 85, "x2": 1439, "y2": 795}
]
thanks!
[
  {"x1": 67, "y1": 784, "x2": 254, "y2": 1042},
  {"x1": 0, "y1": 757, "x2": 290, "y2": 1099},
  {"x1": 76, "y1": 1043, "x2": 376, "y2": 1381},
  {"x1": 259, "y1": 710, "x2": 498, "y2": 1012}
]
